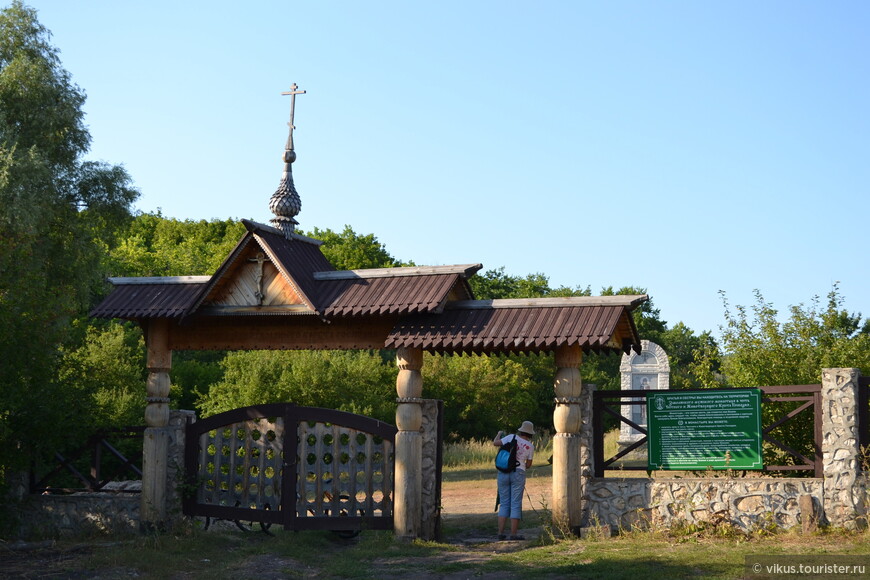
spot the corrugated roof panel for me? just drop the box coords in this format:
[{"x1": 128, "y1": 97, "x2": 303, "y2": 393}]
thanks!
[
  {"x1": 372, "y1": 277, "x2": 403, "y2": 315},
  {"x1": 566, "y1": 309, "x2": 585, "y2": 339},
  {"x1": 385, "y1": 305, "x2": 636, "y2": 354},
  {"x1": 319, "y1": 273, "x2": 460, "y2": 317},
  {"x1": 90, "y1": 282, "x2": 207, "y2": 319}
]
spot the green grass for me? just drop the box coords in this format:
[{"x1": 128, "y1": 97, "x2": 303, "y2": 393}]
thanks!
[
  {"x1": 30, "y1": 521, "x2": 867, "y2": 580},
  {"x1": 4, "y1": 446, "x2": 870, "y2": 579}
]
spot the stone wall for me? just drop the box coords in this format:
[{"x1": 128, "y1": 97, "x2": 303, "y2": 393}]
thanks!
[
  {"x1": 580, "y1": 368, "x2": 869, "y2": 533},
  {"x1": 12, "y1": 411, "x2": 192, "y2": 538},
  {"x1": 166, "y1": 410, "x2": 196, "y2": 522},
  {"x1": 15, "y1": 492, "x2": 141, "y2": 538},
  {"x1": 419, "y1": 399, "x2": 443, "y2": 541},
  {"x1": 585, "y1": 477, "x2": 823, "y2": 532}
]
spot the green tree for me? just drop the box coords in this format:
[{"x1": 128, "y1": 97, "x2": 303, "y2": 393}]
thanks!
[
  {"x1": 580, "y1": 287, "x2": 660, "y2": 392},
  {"x1": 197, "y1": 350, "x2": 396, "y2": 423},
  {"x1": 659, "y1": 322, "x2": 719, "y2": 389},
  {"x1": 693, "y1": 286, "x2": 870, "y2": 469},
  {"x1": 700, "y1": 286, "x2": 870, "y2": 388},
  {"x1": 303, "y1": 225, "x2": 405, "y2": 270},
  {"x1": 577, "y1": 286, "x2": 719, "y2": 392},
  {"x1": 468, "y1": 266, "x2": 589, "y2": 299},
  {"x1": 107, "y1": 212, "x2": 246, "y2": 276},
  {"x1": 0, "y1": 2, "x2": 138, "y2": 479},
  {"x1": 56, "y1": 321, "x2": 146, "y2": 427},
  {"x1": 421, "y1": 353, "x2": 539, "y2": 441}
]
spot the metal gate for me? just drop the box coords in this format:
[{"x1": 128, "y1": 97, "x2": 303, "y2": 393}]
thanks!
[{"x1": 183, "y1": 403, "x2": 397, "y2": 532}]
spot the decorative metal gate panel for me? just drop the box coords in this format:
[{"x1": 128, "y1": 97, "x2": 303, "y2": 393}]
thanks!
[{"x1": 184, "y1": 403, "x2": 397, "y2": 532}]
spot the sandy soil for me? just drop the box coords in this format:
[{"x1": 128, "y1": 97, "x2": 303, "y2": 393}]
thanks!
[{"x1": 442, "y1": 469, "x2": 552, "y2": 519}]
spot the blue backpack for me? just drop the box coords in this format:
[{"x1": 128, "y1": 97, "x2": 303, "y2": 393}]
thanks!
[{"x1": 495, "y1": 436, "x2": 519, "y2": 473}]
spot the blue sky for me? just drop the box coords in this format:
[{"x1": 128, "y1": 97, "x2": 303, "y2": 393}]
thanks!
[{"x1": 26, "y1": 1, "x2": 870, "y2": 336}]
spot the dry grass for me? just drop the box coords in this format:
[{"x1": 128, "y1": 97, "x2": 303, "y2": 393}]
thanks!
[{"x1": 443, "y1": 431, "x2": 555, "y2": 471}]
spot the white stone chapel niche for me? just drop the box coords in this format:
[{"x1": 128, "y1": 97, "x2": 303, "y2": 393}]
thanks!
[{"x1": 618, "y1": 340, "x2": 670, "y2": 450}]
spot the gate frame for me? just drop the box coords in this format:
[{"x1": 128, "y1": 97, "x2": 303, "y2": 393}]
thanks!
[
  {"x1": 183, "y1": 403, "x2": 398, "y2": 532},
  {"x1": 592, "y1": 384, "x2": 824, "y2": 477}
]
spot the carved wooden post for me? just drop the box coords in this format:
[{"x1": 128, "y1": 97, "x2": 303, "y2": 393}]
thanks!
[
  {"x1": 552, "y1": 345, "x2": 583, "y2": 530},
  {"x1": 394, "y1": 347, "x2": 423, "y2": 539},
  {"x1": 142, "y1": 318, "x2": 172, "y2": 530}
]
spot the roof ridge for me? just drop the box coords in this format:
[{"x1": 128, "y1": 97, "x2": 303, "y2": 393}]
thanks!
[
  {"x1": 241, "y1": 219, "x2": 324, "y2": 246},
  {"x1": 313, "y1": 264, "x2": 482, "y2": 281},
  {"x1": 108, "y1": 276, "x2": 212, "y2": 285},
  {"x1": 446, "y1": 296, "x2": 649, "y2": 310}
]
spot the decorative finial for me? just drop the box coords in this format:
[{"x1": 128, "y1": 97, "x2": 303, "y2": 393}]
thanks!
[{"x1": 269, "y1": 83, "x2": 306, "y2": 238}]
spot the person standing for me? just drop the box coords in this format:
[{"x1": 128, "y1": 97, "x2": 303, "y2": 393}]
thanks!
[{"x1": 493, "y1": 420, "x2": 535, "y2": 540}]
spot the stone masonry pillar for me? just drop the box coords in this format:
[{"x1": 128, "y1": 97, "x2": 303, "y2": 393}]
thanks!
[
  {"x1": 419, "y1": 399, "x2": 442, "y2": 541},
  {"x1": 142, "y1": 318, "x2": 172, "y2": 531},
  {"x1": 552, "y1": 345, "x2": 583, "y2": 530},
  {"x1": 577, "y1": 381, "x2": 596, "y2": 527},
  {"x1": 394, "y1": 347, "x2": 423, "y2": 539},
  {"x1": 821, "y1": 368, "x2": 865, "y2": 529}
]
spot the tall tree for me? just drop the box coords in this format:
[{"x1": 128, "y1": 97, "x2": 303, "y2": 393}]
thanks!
[
  {"x1": 0, "y1": 2, "x2": 138, "y2": 478},
  {"x1": 468, "y1": 266, "x2": 590, "y2": 300},
  {"x1": 197, "y1": 350, "x2": 397, "y2": 423},
  {"x1": 691, "y1": 286, "x2": 870, "y2": 467},
  {"x1": 697, "y1": 286, "x2": 870, "y2": 388},
  {"x1": 303, "y1": 225, "x2": 404, "y2": 270},
  {"x1": 107, "y1": 212, "x2": 247, "y2": 276}
]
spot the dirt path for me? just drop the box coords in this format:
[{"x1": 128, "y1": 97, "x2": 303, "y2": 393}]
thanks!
[
  {"x1": 440, "y1": 466, "x2": 553, "y2": 541},
  {"x1": 442, "y1": 469, "x2": 552, "y2": 517}
]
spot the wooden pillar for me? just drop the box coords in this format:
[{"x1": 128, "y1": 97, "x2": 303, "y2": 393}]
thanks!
[
  {"x1": 552, "y1": 345, "x2": 583, "y2": 531},
  {"x1": 142, "y1": 318, "x2": 172, "y2": 531},
  {"x1": 394, "y1": 347, "x2": 423, "y2": 539}
]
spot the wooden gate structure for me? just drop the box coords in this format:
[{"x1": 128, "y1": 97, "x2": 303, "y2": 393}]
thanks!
[
  {"x1": 90, "y1": 95, "x2": 646, "y2": 536},
  {"x1": 183, "y1": 404, "x2": 396, "y2": 533}
]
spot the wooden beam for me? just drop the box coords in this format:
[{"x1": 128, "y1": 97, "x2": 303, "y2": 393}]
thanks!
[
  {"x1": 447, "y1": 295, "x2": 649, "y2": 310},
  {"x1": 196, "y1": 305, "x2": 313, "y2": 315},
  {"x1": 241, "y1": 218, "x2": 324, "y2": 245},
  {"x1": 109, "y1": 276, "x2": 211, "y2": 285},
  {"x1": 167, "y1": 316, "x2": 396, "y2": 351},
  {"x1": 313, "y1": 264, "x2": 482, "y2": 281}
]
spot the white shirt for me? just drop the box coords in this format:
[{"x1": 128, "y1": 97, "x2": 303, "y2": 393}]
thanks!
[{"x1": 500, "y1": 434, "x2": 534, "y2": 472}]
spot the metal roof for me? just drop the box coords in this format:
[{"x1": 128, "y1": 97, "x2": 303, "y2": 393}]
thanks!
[
  {"x1": 90, "y1": 277, "x2": 209, "y2": 319},
  {"x1": 89, "y1": 218, "x2": 646, "y2": 356},
  {"x1": 384, "y1": 297, "x2": 645, "y2": 355},
  {"x1": 89, "y1": 221, "x2": 475, "y2": 321},
  {"x1": 317, "y1": 273, "x2": 465, "y2": 316}
]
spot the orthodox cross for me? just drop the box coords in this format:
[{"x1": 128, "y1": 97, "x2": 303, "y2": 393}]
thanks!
[{"x1": 281, "y1": 83, "x2": 306, "y2": 152}]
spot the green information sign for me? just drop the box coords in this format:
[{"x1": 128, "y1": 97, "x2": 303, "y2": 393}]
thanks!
[{"x1": 647, "y1": 389, "x2": 763, "y2": 471}]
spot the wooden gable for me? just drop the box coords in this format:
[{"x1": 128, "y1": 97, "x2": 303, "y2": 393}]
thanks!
[{"x1": 198, "y1": 235, "x2": 312, "y2": 315}]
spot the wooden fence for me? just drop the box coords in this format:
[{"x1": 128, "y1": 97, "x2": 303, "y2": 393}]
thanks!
[
  {"x1": 30, "y1": 426, "x2": 145, "y2": 493},
  {"x1": 592, "y1": 385, "x2": 823, "y2": 477}
]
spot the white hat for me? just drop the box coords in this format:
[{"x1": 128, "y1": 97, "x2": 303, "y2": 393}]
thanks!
[{"x1": 518, "y1": 421, "x2": 535, "y2": 436}]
